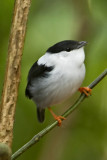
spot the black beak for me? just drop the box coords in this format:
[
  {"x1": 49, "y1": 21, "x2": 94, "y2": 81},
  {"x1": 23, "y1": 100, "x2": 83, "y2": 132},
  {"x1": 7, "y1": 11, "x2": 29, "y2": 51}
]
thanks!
[{"x1": 77, "y1": 41, "x2": 87, "y2": 49}]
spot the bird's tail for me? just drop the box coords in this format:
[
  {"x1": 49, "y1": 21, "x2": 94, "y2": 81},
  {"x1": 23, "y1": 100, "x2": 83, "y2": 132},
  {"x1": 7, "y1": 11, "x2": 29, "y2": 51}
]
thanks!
[{"x1": 37, "y1": 108, "x2": 45, "y2": 123}]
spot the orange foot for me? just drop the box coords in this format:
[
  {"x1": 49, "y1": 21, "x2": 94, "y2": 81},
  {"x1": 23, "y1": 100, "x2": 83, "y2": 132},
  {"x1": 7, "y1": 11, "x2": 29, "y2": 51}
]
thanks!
[
  {"x1": 54, "y1": 115, "x2": 66, "y2": 126},
  {"x1": 78, "y1": 87, "x2": 92, "y2": 96},
  {"x1": 48, "y1": 107, "x2": 66, "y2": 126}
]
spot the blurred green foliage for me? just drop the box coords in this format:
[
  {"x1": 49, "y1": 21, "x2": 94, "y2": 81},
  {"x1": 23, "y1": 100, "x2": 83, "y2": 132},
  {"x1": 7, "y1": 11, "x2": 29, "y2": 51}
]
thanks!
[{"x1": 0, "y1": 0, "x2": 107, "y2": 160}]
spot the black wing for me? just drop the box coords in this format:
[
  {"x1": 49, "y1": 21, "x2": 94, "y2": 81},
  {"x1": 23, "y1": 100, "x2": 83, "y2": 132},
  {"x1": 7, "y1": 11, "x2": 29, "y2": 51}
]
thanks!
[{"x1": 25, "y1": 61, "x2": 54, "y2": 99}]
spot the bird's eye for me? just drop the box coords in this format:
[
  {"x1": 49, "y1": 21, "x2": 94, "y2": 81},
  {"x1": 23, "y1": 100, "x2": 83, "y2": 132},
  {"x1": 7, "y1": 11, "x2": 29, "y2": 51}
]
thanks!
[{"x1": 66, "y1": 48, "x2": 71, "y2": 52}]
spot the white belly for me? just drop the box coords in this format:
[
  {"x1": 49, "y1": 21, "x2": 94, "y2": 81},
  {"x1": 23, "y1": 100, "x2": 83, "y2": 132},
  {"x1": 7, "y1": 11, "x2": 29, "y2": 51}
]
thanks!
[{"x1": 32, "y1": 63, "x2": 85, "y2": 108}]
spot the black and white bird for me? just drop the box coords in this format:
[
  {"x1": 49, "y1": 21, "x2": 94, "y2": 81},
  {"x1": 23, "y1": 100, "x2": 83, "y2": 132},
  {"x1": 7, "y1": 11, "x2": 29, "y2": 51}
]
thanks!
[{"x1": 25, "y1": 40, "x2": 91, "y2": 126}]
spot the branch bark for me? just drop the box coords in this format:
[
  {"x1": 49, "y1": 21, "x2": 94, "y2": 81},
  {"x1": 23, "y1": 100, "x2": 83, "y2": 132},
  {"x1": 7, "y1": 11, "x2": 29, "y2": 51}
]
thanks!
[
  {"x1": 0, "y1": 0, "x2": 31, "y2": 149},
  {"x1": 12, "y1": 69, "x2": 107, "y2": 160}
]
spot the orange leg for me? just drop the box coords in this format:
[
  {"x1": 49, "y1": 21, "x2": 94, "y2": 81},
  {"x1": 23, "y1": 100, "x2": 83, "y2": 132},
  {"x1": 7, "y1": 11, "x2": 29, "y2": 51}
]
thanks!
[
  {"x1": 78, "y1": 87, "x2": 92, "y2": 96},
  {"x1": 48, "y1": 107, "x2": 66, "y2": 126}
]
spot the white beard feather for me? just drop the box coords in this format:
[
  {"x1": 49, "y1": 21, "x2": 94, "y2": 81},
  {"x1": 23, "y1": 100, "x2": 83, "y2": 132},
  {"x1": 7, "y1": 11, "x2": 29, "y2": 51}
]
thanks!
[{"x1": 30, "y1": 47, "x2": 86, "y2": 108}]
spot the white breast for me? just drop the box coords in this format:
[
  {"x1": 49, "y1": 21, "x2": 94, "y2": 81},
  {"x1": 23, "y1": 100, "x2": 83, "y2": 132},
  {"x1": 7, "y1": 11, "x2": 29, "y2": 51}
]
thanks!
[{"x1": 32, "y1": 48, "x2": 86, "y2": 108}]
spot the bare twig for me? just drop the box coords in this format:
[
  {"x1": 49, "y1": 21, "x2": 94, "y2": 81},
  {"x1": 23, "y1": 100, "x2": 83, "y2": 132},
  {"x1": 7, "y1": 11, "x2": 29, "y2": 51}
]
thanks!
[
  {"x1": 0, "y1": 0, "x2": 31, "y2": 148},
  {"x1": 12, "y1": 69, "x2": 107, "y2": 160}
]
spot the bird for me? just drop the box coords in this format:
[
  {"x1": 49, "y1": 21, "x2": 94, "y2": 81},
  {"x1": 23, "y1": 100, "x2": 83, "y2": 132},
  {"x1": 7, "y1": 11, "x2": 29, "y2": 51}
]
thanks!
[{"x1": 25, "y1": 40, "x2": 91, "y2": 126}]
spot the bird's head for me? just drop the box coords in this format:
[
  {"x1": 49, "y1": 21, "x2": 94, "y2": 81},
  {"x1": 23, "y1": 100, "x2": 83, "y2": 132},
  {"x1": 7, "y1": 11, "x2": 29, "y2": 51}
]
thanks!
[
  {"x1": 38, "y1": 40, "x2": 87, "y2": 68},
  {"x1": 47, "y1": 40, "x2": 87, "y2": 54},
  {"x1": 45, "y1": 40, "x2": 87, "y2": 66}
]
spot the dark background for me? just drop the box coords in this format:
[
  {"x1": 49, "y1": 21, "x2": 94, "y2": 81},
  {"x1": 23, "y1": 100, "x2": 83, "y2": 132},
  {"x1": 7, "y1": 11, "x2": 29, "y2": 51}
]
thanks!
[{"x1": 0, "y1": 0, "x2": 107, "y2": 160}]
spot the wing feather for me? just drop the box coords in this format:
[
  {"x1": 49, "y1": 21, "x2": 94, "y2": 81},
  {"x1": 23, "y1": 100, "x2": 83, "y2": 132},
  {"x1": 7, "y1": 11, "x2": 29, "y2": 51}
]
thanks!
[{"x1": 25, "y1": 61, "x2": 54, "y2": 99}]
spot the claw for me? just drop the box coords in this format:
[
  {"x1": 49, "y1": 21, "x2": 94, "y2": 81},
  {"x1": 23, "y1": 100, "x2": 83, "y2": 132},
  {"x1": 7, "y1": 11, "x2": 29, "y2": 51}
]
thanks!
[
  {"x1": 54, "y1": 116, "x2": 66, "y2": 126},
  {"x1": 78, "y1": 87, "x2": 92, "y2": 96},
  {"x1": 48, "y1": 107, "x2": 66, "y2": 126}
]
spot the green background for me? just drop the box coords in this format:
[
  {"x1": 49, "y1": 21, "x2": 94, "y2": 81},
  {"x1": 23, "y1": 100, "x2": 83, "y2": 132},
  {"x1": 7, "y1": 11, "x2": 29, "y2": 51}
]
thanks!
[{"x1": 0, "y1": 0, "x2": 107, "y2": 160}]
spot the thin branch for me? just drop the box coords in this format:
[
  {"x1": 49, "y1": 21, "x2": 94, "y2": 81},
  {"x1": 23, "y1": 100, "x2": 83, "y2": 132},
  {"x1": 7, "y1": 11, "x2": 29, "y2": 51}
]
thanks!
[
  {"x1": 0, "y1": 0, "x2": 31, "y2": 148},
  {"x1": 12, "y1": 69, "x2": 107, "y2": 160}
]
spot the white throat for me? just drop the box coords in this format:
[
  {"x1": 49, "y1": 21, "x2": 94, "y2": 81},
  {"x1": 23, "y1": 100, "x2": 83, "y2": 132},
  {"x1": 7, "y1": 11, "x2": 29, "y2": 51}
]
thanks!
[{"x1": 38, "y1": 47, "x2": 85, "y2": 69}]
